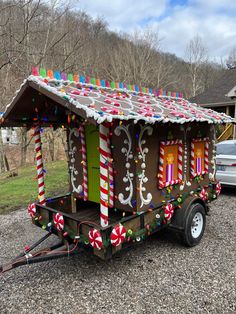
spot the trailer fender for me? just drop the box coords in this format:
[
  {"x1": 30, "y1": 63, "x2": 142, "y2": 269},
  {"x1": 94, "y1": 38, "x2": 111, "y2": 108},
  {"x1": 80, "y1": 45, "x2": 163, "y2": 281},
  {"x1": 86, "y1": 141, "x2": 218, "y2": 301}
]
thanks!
[{"x1": 169, "y1": 196, "x2": 208, "y2": 232}]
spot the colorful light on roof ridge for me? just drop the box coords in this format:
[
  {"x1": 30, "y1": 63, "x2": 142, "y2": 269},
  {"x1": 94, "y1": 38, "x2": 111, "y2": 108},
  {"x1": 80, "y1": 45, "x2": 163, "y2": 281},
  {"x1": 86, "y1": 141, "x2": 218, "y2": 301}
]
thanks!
[{"x1": 31, "y1": 67, "x2": 183, "y2": 99}]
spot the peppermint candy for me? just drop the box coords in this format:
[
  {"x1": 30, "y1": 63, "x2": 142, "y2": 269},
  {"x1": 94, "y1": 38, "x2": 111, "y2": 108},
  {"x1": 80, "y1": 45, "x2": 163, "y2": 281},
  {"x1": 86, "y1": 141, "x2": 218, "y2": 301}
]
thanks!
[
  {"x1": 164, "y1": 203, "x2": 174, "y2": 220},
  {"x1": 53, "y1": 213, "x2": 64, "y2": 231},
  {"x1": 216, "y1": 182, "x2": 221, "y2": 196},
  {"x1": 110, "y1": 224, "x2": 126, "y2": 247},
  {"x1": 88, "y1": 229, "x2": 103, "y2": 250},
  {"x1": 28, "y1": 203, "x2": 36, "y2": 218},
  {"x1": 200, "y1": 188, "x2": 208, "y2": 201}
]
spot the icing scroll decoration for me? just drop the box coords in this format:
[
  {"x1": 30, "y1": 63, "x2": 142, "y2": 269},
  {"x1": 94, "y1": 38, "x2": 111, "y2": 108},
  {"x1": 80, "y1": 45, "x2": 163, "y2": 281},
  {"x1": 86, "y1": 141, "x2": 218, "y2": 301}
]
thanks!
[
  {"x1": 68, "y1": 128, "x2": 82, "y2": 194},
  {"x1": 114, "y1": 124, "x2": 134, "y2": 207},
  {"x1": 138, "y1": 125, "x2": 153, "y2": 207}
]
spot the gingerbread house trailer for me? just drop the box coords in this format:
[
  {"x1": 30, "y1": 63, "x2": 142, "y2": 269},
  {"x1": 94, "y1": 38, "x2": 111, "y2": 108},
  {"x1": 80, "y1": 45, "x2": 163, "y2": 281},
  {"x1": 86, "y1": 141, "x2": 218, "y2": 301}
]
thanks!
[{"x1": 1, "y1": 69, "x2": 234, "y2": 260}]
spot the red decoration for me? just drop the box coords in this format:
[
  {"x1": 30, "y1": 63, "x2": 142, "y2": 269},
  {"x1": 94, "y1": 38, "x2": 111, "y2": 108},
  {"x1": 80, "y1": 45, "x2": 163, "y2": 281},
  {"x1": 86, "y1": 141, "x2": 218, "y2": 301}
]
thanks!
[
  {"x1": 216, "y1": 182, "x2": 221, "y2": 196},
  {"x1": 110, "y1": 224, "x2": 126, "y2": 247},
  {"x1": 88, "y1": 229, "x2": 103, "y2": 250},
  {"x1": 200, "y1": 188, "x2": 208, "y2": 201},
  {"x1": 164, "y1": 203, "x2": 174, "y2": 220},
  {"x1": 28, "y1": 203, "x2": 36, "y2": 218},
  {"x1": 53, "y1": 213, "x2": 64, "y2": 231}
]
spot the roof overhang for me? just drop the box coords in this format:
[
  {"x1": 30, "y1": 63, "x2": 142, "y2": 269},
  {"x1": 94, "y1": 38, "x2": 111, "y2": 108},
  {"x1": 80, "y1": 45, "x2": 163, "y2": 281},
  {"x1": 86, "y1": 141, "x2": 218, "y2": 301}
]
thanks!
[
  {"x1": 0, "y1": 80, "x2": 94, "y2": 128},
  {"x1": 225, "y1": 85, "x2": 236, "y2": 98},
  {"x1": 200, "y1": 101, "x2": 236, "y2": 108}
]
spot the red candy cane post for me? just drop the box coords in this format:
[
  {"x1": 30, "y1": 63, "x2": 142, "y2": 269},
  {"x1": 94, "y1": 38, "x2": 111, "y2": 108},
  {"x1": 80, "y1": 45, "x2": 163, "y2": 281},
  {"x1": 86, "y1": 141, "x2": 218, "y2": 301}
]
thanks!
[
  {"x1": 34, "y1": 126, "x2": 46, "y2": 206},
  {"x1": 107, "y1": 131, "x2": 114, "y2": 208},
  {"x1": 99, "y1": 123, "x2": 109, "y2": 227},
  {"x1": 79, "y1": 126, "x2": 88, "y2": 201}
]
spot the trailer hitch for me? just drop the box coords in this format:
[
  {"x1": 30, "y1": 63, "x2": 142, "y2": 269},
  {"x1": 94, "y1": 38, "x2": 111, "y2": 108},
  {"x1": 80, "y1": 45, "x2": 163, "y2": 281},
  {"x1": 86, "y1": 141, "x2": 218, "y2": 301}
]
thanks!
[{"x1": 0, "y1": 232, "x2": 79, "y2": 275}]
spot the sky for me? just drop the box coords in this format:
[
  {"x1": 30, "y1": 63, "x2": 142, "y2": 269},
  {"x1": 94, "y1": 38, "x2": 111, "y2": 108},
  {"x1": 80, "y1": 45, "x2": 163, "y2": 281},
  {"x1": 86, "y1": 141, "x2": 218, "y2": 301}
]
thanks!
[{"x1": 77, "y1": 0, "x2": 236, "y2": 61}]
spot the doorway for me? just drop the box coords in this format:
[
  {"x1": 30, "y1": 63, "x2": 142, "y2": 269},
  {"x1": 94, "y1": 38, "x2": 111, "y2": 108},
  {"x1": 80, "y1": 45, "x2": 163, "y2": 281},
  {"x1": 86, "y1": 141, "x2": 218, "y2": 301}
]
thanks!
[{"x1": 85, "y1": 124, "x2": 100, "y2": 203}]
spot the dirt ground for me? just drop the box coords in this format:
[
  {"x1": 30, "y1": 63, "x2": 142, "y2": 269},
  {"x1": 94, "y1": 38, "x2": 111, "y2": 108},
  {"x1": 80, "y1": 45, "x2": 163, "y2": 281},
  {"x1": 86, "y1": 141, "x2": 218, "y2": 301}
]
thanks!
[{"x1": 0, "y1": 189, "x2": 236, "y2": 314}]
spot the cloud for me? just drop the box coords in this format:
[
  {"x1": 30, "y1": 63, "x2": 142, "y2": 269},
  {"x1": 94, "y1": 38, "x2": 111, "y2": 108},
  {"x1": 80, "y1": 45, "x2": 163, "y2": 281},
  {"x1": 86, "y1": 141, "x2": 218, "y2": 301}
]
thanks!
[
  {"x1": 78, "y1": 0, "x2": 167, "y2": 32},
  {"x1": 157, "y1": 1, "x2": 236, "y2": 60},
  {"x1": 76, "y1": 0, "x2": 236, "y2": 60}
]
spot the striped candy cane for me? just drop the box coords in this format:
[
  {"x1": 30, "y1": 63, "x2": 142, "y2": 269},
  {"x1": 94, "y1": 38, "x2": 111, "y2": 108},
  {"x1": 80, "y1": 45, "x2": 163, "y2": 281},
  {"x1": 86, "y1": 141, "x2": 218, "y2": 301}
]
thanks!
[
  {"x1": 204, "y1": 141, "x2": 209, "y2": 173},
  {"x1": 178, "y1": 141, "x2": 183, "y2": 181},
  {"x1": 79, "y1": 126, "x2": 88, "y2": 201},
  {"x1": 107, "y1": 132, "x2": 114, "y2": 208},
  {"x1": 34, "y1": 126, "x2": 46, "y2": 206},
  {"x1": 159, "y1": 143, "x2": 165, "y2": 188},
  {"x1": 99, "y1": 123, "x2": 109, "y2": 227},
  {"x1": 190, "y1": 141, "x2": 195, "y2": 177}
]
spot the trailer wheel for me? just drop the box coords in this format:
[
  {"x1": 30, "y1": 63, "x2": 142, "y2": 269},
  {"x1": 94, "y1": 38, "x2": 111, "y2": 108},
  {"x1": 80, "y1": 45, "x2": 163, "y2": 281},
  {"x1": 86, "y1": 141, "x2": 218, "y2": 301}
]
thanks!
[{"x1": 182, "y1": 203, "x2": 206, "y2": 247}]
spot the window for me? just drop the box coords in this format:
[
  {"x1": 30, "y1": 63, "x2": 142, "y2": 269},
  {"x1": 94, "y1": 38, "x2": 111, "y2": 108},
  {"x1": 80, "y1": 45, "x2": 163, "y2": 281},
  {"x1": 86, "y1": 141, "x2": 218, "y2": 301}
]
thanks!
[
  {"x1": 158, "y1": 139, "x2": 183, "y2": 188},
  {"x1": 191, "y1": 138, "x2": 209, "y2": 177}
]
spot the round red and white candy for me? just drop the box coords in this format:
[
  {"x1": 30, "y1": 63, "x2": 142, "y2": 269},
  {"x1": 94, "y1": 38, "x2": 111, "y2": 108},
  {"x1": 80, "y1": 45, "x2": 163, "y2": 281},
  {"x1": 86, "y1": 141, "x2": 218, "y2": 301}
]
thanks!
[
  {"x1": 200, "y1": 188, "x2": 208, "y2": 201},
  {"x1": 110, "y1": 224, "x2": 126, "y2": 247},
  {"x1": 164, "y1": 203, "x2": 174, "y2": 220},
  {"x1": 88, "y1": 229, "x2": 103, "y2": 250},
  {"x1": 216, "y1": 182, "x2": 221, "y2": 196},
  {"x1": 53, "y1": 213, "x2": 64, "y2": 231},
  {"x1": 28, "y1": 203, "x2": 36, "y2": 218}
]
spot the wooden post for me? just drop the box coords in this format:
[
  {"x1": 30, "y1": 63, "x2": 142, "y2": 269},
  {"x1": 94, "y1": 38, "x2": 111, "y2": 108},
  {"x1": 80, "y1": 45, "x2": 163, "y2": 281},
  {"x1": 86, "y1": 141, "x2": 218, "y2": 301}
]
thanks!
[
  {"x1": 71, "y1": 194, "x2": 77, "y2": 213},
  {"x1": 34, "y1": 126, "x2": 46, "y2": 206},
  {"x1": 234, "y1": 103, "x2": 236, "y2": 139},
  {"x1": 99, "y1": 124, "x2": 109, "y2": 227},
  {"x1": 226, "y1": 106, "x2": 230, "y2": 116}
]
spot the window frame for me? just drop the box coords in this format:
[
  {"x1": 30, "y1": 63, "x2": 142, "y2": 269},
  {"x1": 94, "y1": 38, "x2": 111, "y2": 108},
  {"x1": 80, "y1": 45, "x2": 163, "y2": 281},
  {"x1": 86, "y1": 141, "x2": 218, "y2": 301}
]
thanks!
[
  {"x1": 158, "y1": 139, "x2": 183, "y2": 189},
  {"x1": 191, "y1": 137, "x2": 209, "y2": 178}
]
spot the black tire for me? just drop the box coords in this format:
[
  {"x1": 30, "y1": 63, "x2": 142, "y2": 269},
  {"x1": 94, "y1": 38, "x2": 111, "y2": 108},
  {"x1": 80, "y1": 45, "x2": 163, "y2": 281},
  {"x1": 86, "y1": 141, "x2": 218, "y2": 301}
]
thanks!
[{"x1": 182, "y1": 202, "x2": 206, "y2": 247}]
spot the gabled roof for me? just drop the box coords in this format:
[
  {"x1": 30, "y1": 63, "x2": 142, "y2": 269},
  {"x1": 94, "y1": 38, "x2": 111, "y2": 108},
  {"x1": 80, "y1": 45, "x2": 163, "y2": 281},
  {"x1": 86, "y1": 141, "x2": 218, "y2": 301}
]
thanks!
[
  {"x1": 1, "y1": 74, "x2": 234, "y2": 126},
  {"x1": 189, "y1": 68, "x2": 236, "y2": 105}
]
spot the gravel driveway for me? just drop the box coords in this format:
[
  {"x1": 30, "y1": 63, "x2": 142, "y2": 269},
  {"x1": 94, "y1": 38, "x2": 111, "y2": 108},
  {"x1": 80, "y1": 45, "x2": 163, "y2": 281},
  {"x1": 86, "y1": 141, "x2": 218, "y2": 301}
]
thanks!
[{"x1": 0, "y1": 190, "x2": 236, "y2": 314}]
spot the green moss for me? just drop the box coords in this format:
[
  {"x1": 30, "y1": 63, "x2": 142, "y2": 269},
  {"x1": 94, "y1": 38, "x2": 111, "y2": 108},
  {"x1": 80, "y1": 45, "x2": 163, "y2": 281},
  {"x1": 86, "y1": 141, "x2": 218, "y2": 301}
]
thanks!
[{"x1": 0, "y1": 160, "x2": 69, "y2": 214}]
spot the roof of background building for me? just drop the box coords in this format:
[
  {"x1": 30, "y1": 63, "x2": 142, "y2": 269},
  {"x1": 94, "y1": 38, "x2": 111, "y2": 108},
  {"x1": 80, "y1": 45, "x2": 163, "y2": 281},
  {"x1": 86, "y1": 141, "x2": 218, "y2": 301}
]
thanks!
[{"x1": 189, "y1": 68, "x2": 236, "y2": 105}]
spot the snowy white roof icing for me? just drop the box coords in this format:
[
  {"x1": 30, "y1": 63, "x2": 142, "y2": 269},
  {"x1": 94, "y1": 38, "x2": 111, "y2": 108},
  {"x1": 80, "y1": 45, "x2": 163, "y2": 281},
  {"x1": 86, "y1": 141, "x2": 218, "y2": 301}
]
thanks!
[{"x1": 5, "y1": 75, "x2": 235, "y2": 125}]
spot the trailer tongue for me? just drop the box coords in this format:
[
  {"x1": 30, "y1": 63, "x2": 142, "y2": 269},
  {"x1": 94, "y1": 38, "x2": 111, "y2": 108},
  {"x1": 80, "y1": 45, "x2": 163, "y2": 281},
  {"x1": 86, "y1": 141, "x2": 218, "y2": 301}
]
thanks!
[{"x1": 0, "y1": 232, "x2": 79, "y2": 275}]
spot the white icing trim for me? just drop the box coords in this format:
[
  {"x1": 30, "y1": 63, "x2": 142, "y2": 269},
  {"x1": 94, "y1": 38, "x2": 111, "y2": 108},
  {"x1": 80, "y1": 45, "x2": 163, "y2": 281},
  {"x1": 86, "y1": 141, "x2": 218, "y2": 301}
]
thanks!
[
  {"x1": 138, "y1": 125, "x2": 153, "y2": 207},
  {"x1": 68, "y1": 128, "x2": 82, "y2": 194},
  {"x1": 2, "y1": 75, "x2": 234, "y2": 126},
  {"x1": 114, "y1": 124, "x2": 134, "y2": 207}
]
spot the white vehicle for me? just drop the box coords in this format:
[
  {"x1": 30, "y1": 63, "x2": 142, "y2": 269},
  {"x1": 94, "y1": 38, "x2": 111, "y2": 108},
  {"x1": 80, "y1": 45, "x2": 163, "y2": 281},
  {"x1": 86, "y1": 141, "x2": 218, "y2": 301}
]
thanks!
[{"x1": 216, "y1": 140, "x2": 236, "y2": 186}]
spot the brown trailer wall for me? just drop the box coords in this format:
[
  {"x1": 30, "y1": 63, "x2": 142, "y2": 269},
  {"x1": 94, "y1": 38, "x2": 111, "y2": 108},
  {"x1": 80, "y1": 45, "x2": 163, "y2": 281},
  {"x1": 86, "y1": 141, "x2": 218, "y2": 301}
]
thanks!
[
  {"x1": 67, "y1": 121, "x2": 215, "y2": 214},
  {"x1": 134, "y1": 122, "x2": 214, "y2": 211}
]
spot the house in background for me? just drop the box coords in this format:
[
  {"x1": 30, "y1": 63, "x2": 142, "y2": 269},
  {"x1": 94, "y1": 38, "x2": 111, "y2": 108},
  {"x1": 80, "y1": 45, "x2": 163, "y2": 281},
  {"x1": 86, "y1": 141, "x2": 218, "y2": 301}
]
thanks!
[
  {"x1": 0, "y1": 113, "x2": 19, "y2": 145},
  {"x1": 190, "y1": 67, "x2": 236, "y2": 141}
]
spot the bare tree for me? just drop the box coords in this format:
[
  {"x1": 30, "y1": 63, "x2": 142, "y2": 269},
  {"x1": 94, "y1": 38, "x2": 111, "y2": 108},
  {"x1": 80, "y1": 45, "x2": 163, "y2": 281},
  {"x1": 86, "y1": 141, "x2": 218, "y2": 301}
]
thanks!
[
  {"x1": 185, "y1": 35, "x2": 208, "y2": 97},
  {"x1": 226, "y1": 48, "x2": 236, "y2": 69}
]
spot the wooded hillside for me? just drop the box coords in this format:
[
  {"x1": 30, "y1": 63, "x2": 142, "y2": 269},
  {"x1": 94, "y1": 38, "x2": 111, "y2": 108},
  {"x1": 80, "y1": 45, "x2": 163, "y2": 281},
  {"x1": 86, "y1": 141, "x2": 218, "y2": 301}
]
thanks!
[{"x1": 0, "y1": 0, "x2": 227, "y2": 110}]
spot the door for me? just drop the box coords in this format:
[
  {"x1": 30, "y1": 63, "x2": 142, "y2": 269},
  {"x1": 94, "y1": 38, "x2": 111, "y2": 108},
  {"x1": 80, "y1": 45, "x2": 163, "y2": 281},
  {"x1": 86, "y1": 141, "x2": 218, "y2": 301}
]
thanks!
[{"x1": 85, "y1": 124, "x2": 100, "y2": 203}]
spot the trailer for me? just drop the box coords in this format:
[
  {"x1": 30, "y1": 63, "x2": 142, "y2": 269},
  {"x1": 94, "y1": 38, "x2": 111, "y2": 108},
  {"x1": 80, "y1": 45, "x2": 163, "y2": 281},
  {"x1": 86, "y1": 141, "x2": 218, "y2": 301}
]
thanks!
[{"x1": 0, "y1": 68, "x2": 234, "y2": 273}]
